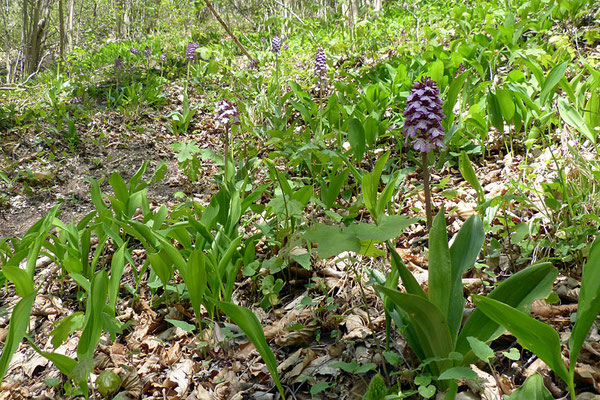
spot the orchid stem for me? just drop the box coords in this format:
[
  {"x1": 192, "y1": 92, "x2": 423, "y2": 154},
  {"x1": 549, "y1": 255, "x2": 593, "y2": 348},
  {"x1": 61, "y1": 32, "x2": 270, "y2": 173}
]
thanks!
[{"x1": 422, "y1": 151, "x2": 432, "y2": 230}]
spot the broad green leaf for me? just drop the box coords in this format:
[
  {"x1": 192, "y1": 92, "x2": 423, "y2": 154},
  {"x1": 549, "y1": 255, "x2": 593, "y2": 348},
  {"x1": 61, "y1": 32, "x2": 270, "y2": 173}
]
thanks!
[
  {"x1": 584, "y1": 91, "x2": 600, "y2": 134},
  {"x1": 78, "y1": 271, "x2": 108, "y2": 361},
  {"x1": 109, "y1": 173, "x2": 129, "y2": 203},
  {"x1": 147, "y1": 251, "x2": 174, "y2": 287},
  {"x1": 467, "y1": 336, "x2": 494, "y2": 362},
  {"x1": 386, "y1": 240, "x2": 426, "y2": 298},
  {"x1": 0, "y1": 291, "x2": 36, "y2": 381},
  {"x1": 447, "y1": 215, "x2": 484, "y2": 342},
  {"x1": 558, "y1": 98, "x2": 596, "y2": 145},
  {"x1": 443, "y1": 72, "x2": 468, "y2": 129},
  {"x1": 364, "y1": 116, "x2": 379, "y2": 147},
  {"x1": 438, "y1": 367, "x2": 477, "y2": 381},
  {"x1": 496, "y1": 88, "x2": 515, "y2": 121},
  {"x1": 304, "y1": 225, "x2": 361, "y2": 259},
  {"x1": 473, "y1": 295, "x2": 571, "y2": 386},
  {"x1": 569, "y1": 237, "x2": 600, "y2": 373},
  {"x1": 96, "y1": 370, "x2": 122, "y2": 398},
  {"x1": 457, "y1": 262, "x2": 556, "y2": 357},
  {"x1": 487, "y1": 92, "x2": 504, "y2": 133},
  {"x1": 108, "y1": 243, "x2": 127, "y2": 313},
  {"x1": 310, "y1": 381, "x2": 330, "y2": 395},
  {"x1": 217, "y1": 301, "x2": 285, "y2": 399},
  {"x1": 508, "y1": 373, "x2": 554, "y2": 400},
  {"x1": 180, "y1": 249, "x2": 208, "y2": 325},
  {"x1": 428, "y1": 60, "x2": 444, "y2": 85},
  {"x1": 458, "y1": 152, "x2": 484, "y2": 204},
  {"x1": 26, "y1": 337, "x2": 78, "y2": 377},
  {"x1": 428, "y1": 209, "x2": 452, "y2": 328},
  {"x1": 347, "y1": 118, "x2": 365, "y2": 161},
  {"x1": 165, "y1": 319, "x2": 195, "y2": 333},
  {"x1": 540, "y1": 62, "x2": 568, "y2": 106},
  {"x1": 347, "y1": 215, "x2": 417, "y2": 242},
  {"x1": 2, "y1": 265, "x2": 34, "y2": 297},
  {"x1": 322, "y1": 169, "x2": 350, "y2": 209},
  {"x1": 375, "y1": 286, "x2": 453, "y2": 374},
  {"x1": 50, "y1": 312, "x2": 85, "y2": 349}
]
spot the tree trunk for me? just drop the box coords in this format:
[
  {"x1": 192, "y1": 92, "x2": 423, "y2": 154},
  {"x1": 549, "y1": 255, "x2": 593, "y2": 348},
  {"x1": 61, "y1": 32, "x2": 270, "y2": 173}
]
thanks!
[
  {"x1": 202, "y1": 0, "x2": 255, "y2": 62},
  {"x1": 58, "y1": 0, "x2": 65, "y2": 62},
  {"x1": 67, "y1": 0, "x2": 74, "y2": 50}
]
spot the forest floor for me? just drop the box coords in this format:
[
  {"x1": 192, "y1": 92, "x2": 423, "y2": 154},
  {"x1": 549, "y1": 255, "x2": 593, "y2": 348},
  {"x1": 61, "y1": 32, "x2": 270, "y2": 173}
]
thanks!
[{"x1": 1, "y1": 72, "x2": 599, "y2": 400}]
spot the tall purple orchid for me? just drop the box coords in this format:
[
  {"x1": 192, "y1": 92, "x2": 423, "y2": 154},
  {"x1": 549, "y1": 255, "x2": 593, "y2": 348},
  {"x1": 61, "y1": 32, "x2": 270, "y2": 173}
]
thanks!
[{"x1": 403, "y1": 76, "x2": 446, "y2": 228}]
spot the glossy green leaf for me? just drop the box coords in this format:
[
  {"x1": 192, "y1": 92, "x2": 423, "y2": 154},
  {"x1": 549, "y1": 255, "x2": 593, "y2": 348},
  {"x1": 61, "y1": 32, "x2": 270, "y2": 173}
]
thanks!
[
  {"x1": 347, "y1": 118, "x2": 365, "y2": 161},
  {"x1": 0, "y1": 291, "x2": 36, "y2": 382},
  {"x1": 50, "y1": 312, "x2": 84, "y2": 349},
  {"x1": 457, "y1": 262, "x2": 556, "y2": 357},
  {"x1": 428, "y1": 209, "x2": 452, "y2": 328},
  {"x1": 347, "y1": 215, "x2": 417, "y2": 242},
  {"x1": 508, "y1": 373, "x2": 554, "y2": 400},
  {"x1": 364, "y1": 116, "x2": 379, "y2": 147},
  {"x1": 109, "y1": 172, "x2": 129, "y2": 203},
  {"x1": 540, "y1": 62, "x2": 568, "y2": 106},
  {"x1": 448, "y1": 215, "x2": 484, "y2": 342},
  {"x1": 584, "y1": 91, "x2": 600, "y2": 133},
  {"x1": 180, "y1": 249, "x2": 208, "y2": 325},
  {"x1": 2, "y1": 264, "x2": 34, "y2": 297},
  {"x1": 375, "y1": 286, "x2": 453, "y2": 374},
  {"x1": 304, "y1": 224, "x2": 361, "y2": 258},
  {"x1": 558, "y1": 98, "x2": 596, "y2": 145},
  {"x1": 386, "y1": 240, "x2": 426, "y2": 298},
  {"x1": 487, "y1": 92, "x2": 504, "y2": 132},
  {"x1": 473, "y1": 295, "x2": 571, "y2": 386},
  {"x1": 443, "y1": 72, "x2": 468, "y2": 129},
  {"x1": 467, "y1": 336, "x2": 494, "y2": 362},
  {"x1": 438, "y1": 367, "x2": 477, "y2": 381},
  {"x1": 569, "y1": 237, "x2": 600, "y2": 373},
  {"x1": 217, "y1": 301, "x2": 285, "y2": 399},
  {"x1": 96, "y1": 370, "x2": 122, "y2": 397},
  {"x1": 108, "y1": 243, "x2": 127, "y2": 313},
  {"x1": 496, "y1": 88, "x2": 515, "y2": 121},
  {"x1": 78, "y1": 270, "x2": 108, "y2": 361}
]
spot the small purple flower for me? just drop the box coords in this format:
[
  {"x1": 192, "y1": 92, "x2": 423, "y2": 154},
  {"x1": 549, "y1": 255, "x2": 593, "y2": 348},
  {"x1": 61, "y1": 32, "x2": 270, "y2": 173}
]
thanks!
[
  {"x1": 160, "y1": 51, "x2": 166, "y2": 64},
  {"x1": 261, "y1": 36, "x2": 266, "y2": 43},
  {"x1": 271, "y1": 35, "x2": 281, "y2": 54},
  {"x1": 114, "y1": 56, "x2": 124, "y2": 69},
  {"x1": 130, "y1": 47, "x2": 140, "y2": 56},
  {"x1": 283, "y1": 43, "x2": 289, "y2": 51},
  {"x1": 246, "y1": 59, "x2": 260, "y2": 70},
  {"x1": 71, "y1": 96, "x2": 82, "y2": 104},
  {"x1": 186, "y1": 42, "x2": 199, "y2": 60},
  {"x1": 215, "y1": 99, "x2": 240, "y2": 129},
  {"x1": 144, "y1": 46, "x2": 151, "y2": 59},
  {"x1": 314, "y1": 49, "x2": 327, "y2": 77},
  {"x1": 402, "y1": 77, "x2": 446, "y2": 153},
  {"x1": 221, "y1": 37, "x2": 226, "y2": 44}
]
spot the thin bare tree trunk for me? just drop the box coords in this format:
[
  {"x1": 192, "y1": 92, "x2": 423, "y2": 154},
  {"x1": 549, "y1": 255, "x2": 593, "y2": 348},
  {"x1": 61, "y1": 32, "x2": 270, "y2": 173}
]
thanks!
[
  {"x1": 202, "y1": 0, "x2": 255, "y2": 62},
  {"x1": 58, "y1": 0, "x2": 65, "y2": 62},
  {"x1": 67, "y1": 0, "x2": 74, "y2": 50}
]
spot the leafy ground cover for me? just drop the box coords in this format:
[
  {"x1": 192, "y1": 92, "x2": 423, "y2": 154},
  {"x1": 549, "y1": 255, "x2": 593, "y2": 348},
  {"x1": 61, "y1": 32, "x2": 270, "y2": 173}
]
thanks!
[{"x1": 1, "y1": 0, "x2": 600, "y2": 399}]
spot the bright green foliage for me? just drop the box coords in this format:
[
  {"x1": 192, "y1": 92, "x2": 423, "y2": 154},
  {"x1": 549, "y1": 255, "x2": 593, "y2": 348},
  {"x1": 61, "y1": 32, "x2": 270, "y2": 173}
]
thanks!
[
  {"x1": 375, "y1": 208, "x2": 557, "y2": 395},
  {"x1": 216, "y1": 301, "x2": 285, "y2": 399},
  {"x1": 363, "y1": 373, "x2": 387, "y2": 400},
  {"x1": 475, "y1": 236, "x2": 600, "y2": 399},
  {"x1": 96, "y1": 371, "x2": 122, "y2": 398},
  {"x1": 508, "y1": 373, "x2": 554, "y2": 400}
]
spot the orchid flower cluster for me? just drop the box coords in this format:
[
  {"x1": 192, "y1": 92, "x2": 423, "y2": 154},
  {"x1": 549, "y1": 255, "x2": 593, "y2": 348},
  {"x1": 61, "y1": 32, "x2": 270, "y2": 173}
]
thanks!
[
  {"x1": 215, "y1": 99, "x2": 240, "y2": 129},
  {"x1": 271, "y1": 35, "x2": 282, "y2": 54},
  {"x1": 403, "y1": 76, "x2": 446, "y2": 153},
  {"x1": 186, "y1": 42, "x2": 199, "y2": 60},
  {"x1": 314, "y1": 49, "x2": 327, "y2": 77}
]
